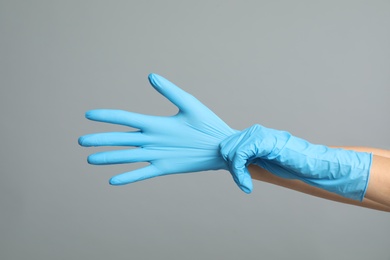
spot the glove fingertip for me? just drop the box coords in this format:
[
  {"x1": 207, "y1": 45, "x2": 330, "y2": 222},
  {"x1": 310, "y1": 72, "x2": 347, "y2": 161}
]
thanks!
[
  {"x1": 85, "y1": 111, "x2": 93, "y2": 120},
  {"x1": 87, "y1": 154, "x2": 98, "y2": 164},
  {"x1": 235, "y1": 168, "x2": 253, "y2": 194},
  {"x1": 240, "y1": 177, "x2": 253, "y2": 194},
  {"x1": 148, "y1": 73, "x2": 162, "y2": 88},
  {"x1": 85, "y1": 109, "x2": 101, "y2": 120},
  {"x1": 109, "y1": 177, "x2": 126, "y2": 186},
  {"x1": 240, "y1": 185, "x2": 252, "y2": 194},
  {"x1": 78, "y1": 136, "x2": 86, "y2": 146}
]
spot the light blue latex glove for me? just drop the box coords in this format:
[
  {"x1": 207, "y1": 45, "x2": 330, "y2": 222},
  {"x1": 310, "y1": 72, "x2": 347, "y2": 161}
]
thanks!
[
  {"x1": 219, "y1": 124, "x2": 372, "y2": 201},
  {"x1": 78, "y1": 74, "x2": 253, "y2": 193}
]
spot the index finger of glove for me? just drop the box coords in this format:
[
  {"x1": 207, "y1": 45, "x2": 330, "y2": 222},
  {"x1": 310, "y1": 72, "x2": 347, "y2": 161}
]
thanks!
[
  {"x1": 85, "y1": 109, "x2": 158, "y2": 130},
  {"x1": 148, "y1": 73, "x2": 201, "y2": 113}
]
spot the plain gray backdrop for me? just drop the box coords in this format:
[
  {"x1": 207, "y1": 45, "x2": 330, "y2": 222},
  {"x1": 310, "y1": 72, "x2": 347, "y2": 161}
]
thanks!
[{"x1": 1, "y1": 1, "x2": 389, "y2": 259}]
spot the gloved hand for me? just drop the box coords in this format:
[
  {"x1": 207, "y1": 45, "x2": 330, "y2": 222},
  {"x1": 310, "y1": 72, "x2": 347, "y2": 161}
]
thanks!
[
  {"x1": 219, "y1": 124, "x2": 372, "y2": 200},
  {"x1": 78, "y1": 74, "x2": 253, "y2": 193}
]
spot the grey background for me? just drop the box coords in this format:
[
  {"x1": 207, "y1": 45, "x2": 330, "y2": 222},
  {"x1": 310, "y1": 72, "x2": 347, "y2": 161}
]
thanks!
[{"x1": 1, "y1": 1, "x2": 389, "y2": 259}]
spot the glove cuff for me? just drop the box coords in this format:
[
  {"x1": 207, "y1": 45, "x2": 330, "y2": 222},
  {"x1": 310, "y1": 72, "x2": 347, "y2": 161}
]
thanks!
[{"x1": 276, "y1": 135, "x2": 373, "y2": 201}]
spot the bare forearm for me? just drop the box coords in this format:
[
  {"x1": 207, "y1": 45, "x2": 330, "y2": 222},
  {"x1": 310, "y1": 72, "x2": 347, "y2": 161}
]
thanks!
[
  {"x1": 365, "y1": 155, "x2": 390, "y2": 208},
  {"x1": 249, "y1": 147, "x2": 390, "y2": 212},
  {"x1": 336, "y1": 146, "x2": 390, "y2": 207},
  {"x1": 339, "y1": 146, "x2": 390, "y2": 158}
]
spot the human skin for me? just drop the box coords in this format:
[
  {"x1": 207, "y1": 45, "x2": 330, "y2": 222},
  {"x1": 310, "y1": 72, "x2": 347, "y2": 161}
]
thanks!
[
  {"x1": 248, "y1": 147, "x2": 390, "y2": 212},
  {"x1": 79, "y1": 75, "x2": 390, "y2": 212}
]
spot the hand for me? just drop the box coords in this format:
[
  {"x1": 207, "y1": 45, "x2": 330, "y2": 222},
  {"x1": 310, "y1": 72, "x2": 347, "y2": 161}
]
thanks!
[
  {"x1": 220, "y1": 124, "x2": 372, "y2": 200},
  {"x1": 78, "y1": 74, "x2": 253, "y2": 193}
]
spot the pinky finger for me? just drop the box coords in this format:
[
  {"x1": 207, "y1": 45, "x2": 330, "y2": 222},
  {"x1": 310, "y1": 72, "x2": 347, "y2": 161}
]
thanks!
[{"x1": 109, "y1": 165, "x2": 162, "y2": 185}]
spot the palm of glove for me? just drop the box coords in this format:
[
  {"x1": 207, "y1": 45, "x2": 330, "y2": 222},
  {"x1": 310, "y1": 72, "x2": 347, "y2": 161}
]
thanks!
[{"x1": 79, "y1": 74, "x2": 252, "y2": 191}]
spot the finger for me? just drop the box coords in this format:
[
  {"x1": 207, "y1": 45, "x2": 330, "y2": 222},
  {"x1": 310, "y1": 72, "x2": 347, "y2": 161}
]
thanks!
[
  {"x1": 148, "y1": 73, "x2": 201, "y2": 113},
  {"x1": 220, "y1": 133, "x2": 249, "y2": 192},
  {"x1": 231, "y1": 152, "x2": 253, "y2": 194},
  {"x1": 87, "y1": 148, "x2": 156, "y2": 165},
  {"x1": 78, "y1": 132, "x2": 149, "y2": 147},
  {"x1": 239, "y1": 168, "x2": 253, "y2": 194},
  {"x1": 85, "y1": 109, "x2": 159, "y2": 130},
  {"x1": 109, "y1": 164, "x2": 162, "y2": 185},
  {"x1": 221, "y1": 137, "x2": 254, "y2": 193}
]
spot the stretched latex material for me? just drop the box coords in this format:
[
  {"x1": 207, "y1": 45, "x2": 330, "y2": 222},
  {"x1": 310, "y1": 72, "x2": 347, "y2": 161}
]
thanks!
[{"x1": 79, "y1": 74, "x2": 252, "y2": 193}]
